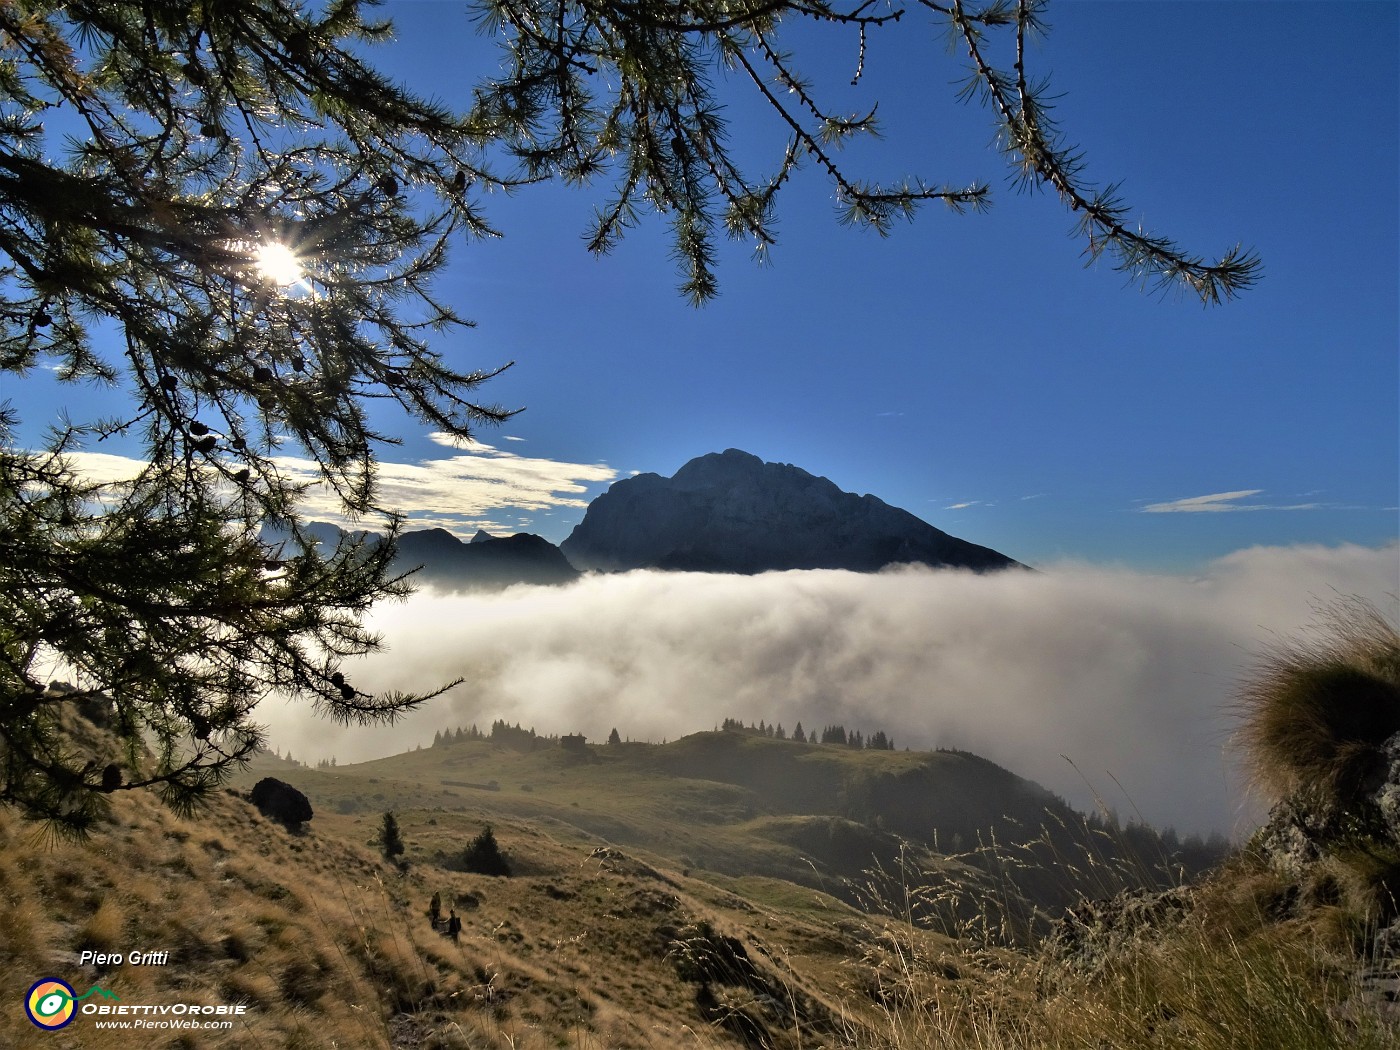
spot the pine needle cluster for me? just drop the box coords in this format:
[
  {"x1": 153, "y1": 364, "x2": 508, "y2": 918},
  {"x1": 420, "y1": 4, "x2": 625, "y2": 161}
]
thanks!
[
  {"x1": 1, "y1": 0, "x2": 495, "y2": 833},
  {"x1": 474, "y1": 0, "x2": 1260, "y2": 303}
]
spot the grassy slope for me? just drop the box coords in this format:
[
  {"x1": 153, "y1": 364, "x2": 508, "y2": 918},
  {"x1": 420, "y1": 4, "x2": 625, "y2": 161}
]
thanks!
[
  {"x1": 1, "y1": 782, "x2": 930, "y2": 1049},
  {"x1": 259, "y1": 733, "x2": 1070, "y2": 900},
  {"x1": 4, "y1": 730, "x2": 1395, "y2": 1049}
]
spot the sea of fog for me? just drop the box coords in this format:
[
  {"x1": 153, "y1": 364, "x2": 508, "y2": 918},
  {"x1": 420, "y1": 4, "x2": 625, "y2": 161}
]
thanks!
[{"x1": 261, "y1": 541, "x2": 1398, "y2": 839}]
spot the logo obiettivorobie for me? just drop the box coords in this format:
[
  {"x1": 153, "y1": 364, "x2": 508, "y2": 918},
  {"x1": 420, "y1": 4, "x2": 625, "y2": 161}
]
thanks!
[{"x1": 25, "y1": 978, "x2": 119, "y2": 1030}]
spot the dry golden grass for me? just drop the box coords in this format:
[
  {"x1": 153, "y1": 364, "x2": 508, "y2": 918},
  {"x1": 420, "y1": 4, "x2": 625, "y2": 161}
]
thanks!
[
  {"x1": 821, "y1": 857, "x2": 1399, "y2": 1050},
  {"x1": 76, "y1": 897, "x2": 125, "y2": 954},
  {"x1": 0, "y1": 784, "x2": 873, "y2": 1048}
]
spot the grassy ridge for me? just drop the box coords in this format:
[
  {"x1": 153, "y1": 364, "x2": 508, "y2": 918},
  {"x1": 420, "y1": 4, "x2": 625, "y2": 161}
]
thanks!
[
  {"x1": 263, "y1": 731, "x2": 1196, "y2": 911},
  {"x1": 1, "y1": 780, "x2": 914, "y2": 1048}
]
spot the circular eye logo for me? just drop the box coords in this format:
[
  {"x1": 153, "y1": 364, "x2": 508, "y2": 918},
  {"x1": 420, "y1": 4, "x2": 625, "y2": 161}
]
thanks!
[{"x1": 26, "y1": 978, "x2": 77, "y2": 1030}]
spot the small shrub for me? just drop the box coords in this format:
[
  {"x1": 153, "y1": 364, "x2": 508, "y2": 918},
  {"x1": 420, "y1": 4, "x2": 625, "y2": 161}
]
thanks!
[{"x1": 461, "y1": 825, "x2": 510, "y2": 877}]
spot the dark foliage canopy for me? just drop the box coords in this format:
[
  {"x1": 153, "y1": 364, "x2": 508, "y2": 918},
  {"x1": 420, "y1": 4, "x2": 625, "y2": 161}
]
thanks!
[{"x1": 0, "y1": 0, "x2": 1256, "y2": 834}]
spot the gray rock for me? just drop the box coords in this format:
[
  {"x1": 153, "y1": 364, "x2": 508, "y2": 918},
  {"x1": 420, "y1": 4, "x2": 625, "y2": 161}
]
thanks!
[
  {"x1": 1255, "y1": 798, "x2": 1328, "y2": 880},
  {"x1": 1050, "y1": 887, "x2": 1196, "y2": 971},
  {"x1": 1375, "y1": 732, "x2": 1400, "y2": 844},
  {"x1": 1258, "y1": 731, "x2": 1400, "y2": 880}
]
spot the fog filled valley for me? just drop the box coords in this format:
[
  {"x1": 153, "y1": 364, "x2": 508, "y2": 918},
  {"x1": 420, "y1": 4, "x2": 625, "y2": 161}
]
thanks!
[
  {"x1": 7, "y1": 445, "x2": 1398, "y2": 1049},
  {"x1": 265, "y1": 540, "x2": 1398, "y2": 839}
]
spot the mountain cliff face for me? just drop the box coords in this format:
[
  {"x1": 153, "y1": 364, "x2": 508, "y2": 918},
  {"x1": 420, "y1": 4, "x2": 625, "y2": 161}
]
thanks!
[{"x1": 561, "y1": 449, "x2": 1022, "y2": 573}]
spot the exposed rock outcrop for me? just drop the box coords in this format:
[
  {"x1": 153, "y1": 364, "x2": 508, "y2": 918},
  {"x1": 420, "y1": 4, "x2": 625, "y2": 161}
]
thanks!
[
  {"x1": 1256, "y1": 730, "x2": 1400, "y2": 881},
  {"x1": 1050, "y1": 887, "x2": 1197, "y2": 971},
  {"x1": 249, "y1": 777, "x2": 313, "y2": 830}
]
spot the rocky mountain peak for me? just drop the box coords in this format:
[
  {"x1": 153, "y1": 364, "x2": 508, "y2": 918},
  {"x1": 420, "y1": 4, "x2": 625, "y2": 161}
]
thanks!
[{"x1": 561, "y1": 449, "x2": 1021, "y2": 574}]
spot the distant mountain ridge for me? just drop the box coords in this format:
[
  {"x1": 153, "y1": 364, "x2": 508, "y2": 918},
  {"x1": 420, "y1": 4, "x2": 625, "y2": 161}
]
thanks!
[
  {"x1": 301, "y1": 522, "x2": 579, "y2": 592},
  {"x1": 298, "y1": 448, "x2": 1019, "y2": 588},
  {"x1": 561, "y1": 448, "x2": 1022, "y2": 573},
  {"x1": 396, "y1": 528, "x2": 579, "y2": 589}
]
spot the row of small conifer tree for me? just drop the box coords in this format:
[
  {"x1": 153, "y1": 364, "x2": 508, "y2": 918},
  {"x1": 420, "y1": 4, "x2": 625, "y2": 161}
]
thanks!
[
  {"x1": 717, "y1": 717, "x2": 895, "y2": 749},
  {"x1": 421, "y1": 717, "x2": 897, "y2": 751}
]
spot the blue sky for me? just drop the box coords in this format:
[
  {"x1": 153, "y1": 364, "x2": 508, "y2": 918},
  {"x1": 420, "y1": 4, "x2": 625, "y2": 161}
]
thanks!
[{"x1": 19, "y1": 1, "x2": 1399, "y2": 572}]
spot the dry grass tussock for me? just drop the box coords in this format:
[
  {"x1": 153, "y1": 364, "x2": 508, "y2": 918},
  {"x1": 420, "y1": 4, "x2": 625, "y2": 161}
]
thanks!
[{"x1": 1235, "y1": 596, "x2": 1400, "y2": 813}]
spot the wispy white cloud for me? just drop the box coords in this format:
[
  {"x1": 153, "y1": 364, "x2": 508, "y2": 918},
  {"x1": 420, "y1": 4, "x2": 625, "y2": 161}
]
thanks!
[
  {"x1": 1143, "y1": 490, "x2": 1263, "y2": 513},
  {"x1": 945, "y1": 500, "x2": 982, "y2": 510},
  {"x1": 1142, "y1": 490, "x2": 1327, "y2": 514},
  {"x1": 502, "y1": 435, "x2": 527, "y2": 442},
  {"x1": 282, "y1": 439, "x2": 614, "y2": 533},
  {"x1": 63, "y1": 437, "x2": 618, "y2": 537}
]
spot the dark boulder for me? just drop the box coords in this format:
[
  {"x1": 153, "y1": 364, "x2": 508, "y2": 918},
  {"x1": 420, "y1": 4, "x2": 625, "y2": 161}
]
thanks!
[{"x1": 249, "y1": 777, "x2": 313, "y2": 829}]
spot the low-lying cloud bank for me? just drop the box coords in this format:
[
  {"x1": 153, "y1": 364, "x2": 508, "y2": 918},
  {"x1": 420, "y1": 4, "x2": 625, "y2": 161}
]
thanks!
[{"x1": 265, "y1": 542, "x2": 1398, "y2": 838}]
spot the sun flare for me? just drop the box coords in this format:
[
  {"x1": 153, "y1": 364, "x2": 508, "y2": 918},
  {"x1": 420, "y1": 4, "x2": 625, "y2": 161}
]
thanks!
[{"x1": 253, "y1": 241, "x2": 303, "y2": 286}]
